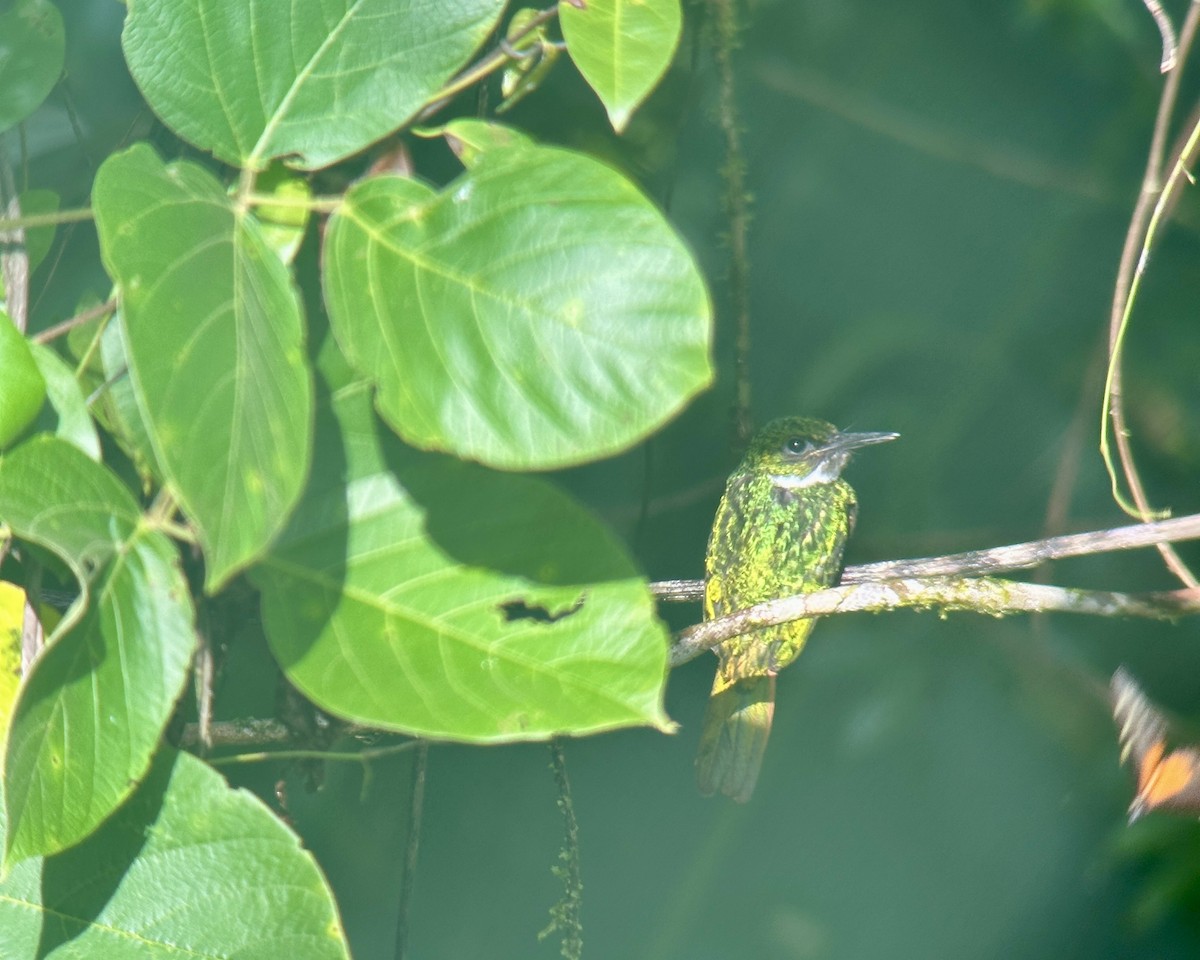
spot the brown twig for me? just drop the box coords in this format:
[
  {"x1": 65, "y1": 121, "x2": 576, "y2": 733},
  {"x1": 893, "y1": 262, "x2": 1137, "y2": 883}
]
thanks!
[
  {"x1": 178, "y1": 717, "x2": 297, "y2": 749},
  {"x1": 31, "y1": 297, "x2": 115, "y2": 344},
  {"x1": 1102, "y1": 0, "x2": 1200, "y2": 587},
  {"x1": 1141, "y1": 0, "x2": 1180, "y2": 72}
]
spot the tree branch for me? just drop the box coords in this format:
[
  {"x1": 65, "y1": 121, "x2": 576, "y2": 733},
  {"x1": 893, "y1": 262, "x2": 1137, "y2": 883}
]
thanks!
[
  {"x1": 651, "y1": 512, "x2": 1200, "y2": 602},
  {"x1": 179, "y1": 514, "x2": 1200, "y2": 749},
  {"x1": 669, "y1": 577, "x2": 1199, "y2": 667}
]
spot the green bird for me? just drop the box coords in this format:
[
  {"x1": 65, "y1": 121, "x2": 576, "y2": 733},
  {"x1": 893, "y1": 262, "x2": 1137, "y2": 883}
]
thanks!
[{"x1": 697, "y1": 417, "x2": 897, "y2": 802}]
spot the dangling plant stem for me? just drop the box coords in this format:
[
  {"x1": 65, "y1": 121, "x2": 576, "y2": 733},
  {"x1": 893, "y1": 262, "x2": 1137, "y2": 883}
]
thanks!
[{"x1": 540, "y1": 739, "x2": 584, "y2": 960}]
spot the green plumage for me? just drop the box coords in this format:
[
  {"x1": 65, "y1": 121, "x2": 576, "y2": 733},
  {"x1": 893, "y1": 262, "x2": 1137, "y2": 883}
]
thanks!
[{"x1": 696, "y1": 417, "x2": 896, "y2": 802}]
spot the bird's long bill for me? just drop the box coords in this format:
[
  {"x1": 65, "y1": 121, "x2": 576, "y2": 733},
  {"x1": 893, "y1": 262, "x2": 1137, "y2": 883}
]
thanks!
[{"x1": 825, "y1": 430, "x2": 900, "y2": 453}]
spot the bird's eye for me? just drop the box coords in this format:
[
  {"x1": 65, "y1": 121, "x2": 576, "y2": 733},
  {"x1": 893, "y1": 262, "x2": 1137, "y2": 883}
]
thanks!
[{"x1": 783, "y1": 437, "x2": 812, "y2": 456}]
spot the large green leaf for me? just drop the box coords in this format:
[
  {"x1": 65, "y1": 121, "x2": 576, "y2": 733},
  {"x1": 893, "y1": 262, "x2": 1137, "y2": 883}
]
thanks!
[
  {"x1": 0, "y1": 0, "x2": 64, "y2": 134},
  {"x1": 560, "y1": 0, "x2": 682, "y2": 133},
  {"x1": 0, "y1": 749, "x2": 350, "y2": 959},
  {"x1": 323, "y1": 123, "x2": 712, "y2": 469},
  {"x1": 0, "y1": 437, "x2": 195, "y2": 865},
  {"x1": 92, "y1": 143, "x2": 312, "y2": 591},
  {"x1": 251, "y1": 370, "x2": 673, "y2": 741},
  {"x1": 0, "y1": 311, "x2": 45, "y2": 449},
  {"x1": 121, "y1": 0, "x2": 505, "y2": 171}
]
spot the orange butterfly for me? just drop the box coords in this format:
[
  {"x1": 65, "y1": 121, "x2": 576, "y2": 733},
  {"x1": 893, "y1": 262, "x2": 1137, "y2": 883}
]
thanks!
[{"x1": 1111, "y1": 667, "x2": 1200, "y2": 821}]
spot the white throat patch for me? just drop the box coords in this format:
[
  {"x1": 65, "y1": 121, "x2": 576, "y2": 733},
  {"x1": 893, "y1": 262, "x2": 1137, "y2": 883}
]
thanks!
[{"x1": 769, "y1": 455, "x2": 847, "y2": 490}]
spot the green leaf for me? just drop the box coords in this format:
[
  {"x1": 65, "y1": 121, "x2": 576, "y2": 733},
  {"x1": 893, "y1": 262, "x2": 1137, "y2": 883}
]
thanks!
[
  {"x1": 17, "y1": 189, "x2": 59, "y2": 273},
  {"x1": 0, "y1": 311, "x2": 46, "y2": 449},
  {"x1": 0, "y1": 0, "x2": 65, "y2": 134},
  {"x1": 0, "y1": 437, "x2": 195, "y2": 865},
  {"x1": 28, "y1": 342, "x2": 102, "y2": 460},
  {"x1": 0, "y1": 749, "x2": 350, "y2": 959},
  {"x1": 122, "y1": 0, "x2": 506, "y2": 171},
  {"x1": 323, "y1": 125, "x2": 712, "y2": 470},
  {"x1": 92, "y1": 143, "x2": 313, "y2": 591},
  {"x1": 560, "y1": 0, "x2": 682, "y2": 133},
  {"x1": 251, "y1": 376, "x2": 673, "y2": 741},
  {"x1": 93, "y1": 310, "x2": 162, "y2": 488},
  {"x1": 256, "y1": 165, "x2": 312, "y2": 265}
]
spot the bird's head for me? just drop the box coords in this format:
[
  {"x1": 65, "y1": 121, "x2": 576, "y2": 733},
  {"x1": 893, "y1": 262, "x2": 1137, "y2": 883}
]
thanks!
[{"x1": 741, "y1": 417, "x2": 899, "y2": 489}]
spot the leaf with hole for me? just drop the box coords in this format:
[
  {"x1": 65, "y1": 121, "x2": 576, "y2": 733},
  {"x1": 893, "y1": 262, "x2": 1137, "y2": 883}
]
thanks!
[
  {"x1": 92, "y1": 143, "x2": 312, "y2": 591},
  {"x1": 323, "y1": 123, "x2": 712, "y2": 469},
  {"x1": 251, "y1": 374, "x2": 674, "y2": 741}
]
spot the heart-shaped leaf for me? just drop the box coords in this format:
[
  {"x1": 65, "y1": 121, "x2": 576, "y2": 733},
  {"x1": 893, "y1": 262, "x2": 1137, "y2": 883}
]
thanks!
[
  {"x1": 323, "y1": 124, "x2": 712, "y2": 469},
  {"x1": 252, "y1": 371, "x2": 673, "y2": 741},
  {"x1": 92, "y1": 143, "x2": 312, "y2": 591},
  {"x1": 0, "y1": 749, "x2": 350, "y2": 959},
  {"x1": 560, "y1": 0, "x2": 682, "y2": 133},
  {"x1": 0, "y1": 437, "x2": 195, "y2": 865},
  {"x1": 122, "y1": 0, "x2": 505, "y2": 170}
]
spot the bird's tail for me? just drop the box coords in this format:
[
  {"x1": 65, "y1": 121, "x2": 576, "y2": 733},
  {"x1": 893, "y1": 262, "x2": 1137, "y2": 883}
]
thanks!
[{"x1": 696, "y1": 672, "x2": 776, "y2": 803}]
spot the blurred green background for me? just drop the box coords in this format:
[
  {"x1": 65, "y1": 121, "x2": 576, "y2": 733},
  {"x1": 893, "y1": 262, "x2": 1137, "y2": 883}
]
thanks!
[{"x1": 14, "y1": 0, "x2": 1200, "y2": 956}]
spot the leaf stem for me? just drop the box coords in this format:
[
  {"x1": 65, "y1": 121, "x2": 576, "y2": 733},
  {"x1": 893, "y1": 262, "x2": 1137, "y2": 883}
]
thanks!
[
  {"x1": 538, "y1": 740, "x2": 584, "y2": 960},
  {"x1": 242, "y1": 192, "x2": 341, "y2": 214},
  {"x1": 32, "y1": 297, "x2": 115, "y2": 345},
  {"x1": 208, "y1": 741, "x2": 418, "y2": 766},
  {"x1": 394, "y1": 741, "x2": 429, "y2": 960},
  {"x1": 414, "y1": 5, "x2": 560, "y2": 123},
  {"x1": 0, "y1": 207, "x2": 93, "y2": 232}
]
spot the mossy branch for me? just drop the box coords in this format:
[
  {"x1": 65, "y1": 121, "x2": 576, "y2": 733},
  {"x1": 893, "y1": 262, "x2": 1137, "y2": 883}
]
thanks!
[
  {"x1": 657, "y1": 512, "x2": 1200, "y2": 665},
  {"x1": 669, "y1": 577, "x2": 1198, "y2": 667}
]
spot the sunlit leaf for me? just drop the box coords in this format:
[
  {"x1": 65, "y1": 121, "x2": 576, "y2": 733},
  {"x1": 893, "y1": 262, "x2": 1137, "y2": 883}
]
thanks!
[
  {"x1": 92, "y1": 143, "x2": 312, "y2": 591},
  {"x1": 560, "y1": 0, "x2": 682, "y2": 133},
  {"x1": 0, "y1": 582, "x2": 23, "y2": 743},
  {"x1": 323, "y1": 123, "x2": 712, "y2": 469},
  {"x1": 0, "y1": 0, "x2": 64, "y2": 134},
  {"x1": 256, "y1": 165, "x2": 312, "y2": 265},
  {"x1": 0, "y1": 749, "x2": 350, "y2": 959},
  {"x1": 0, "y1": 311, "x2": 46, "y2": 449},
  {"x1": 122, "y1": 0, "x2": 505, "y2": 170},
  {"x1": 252, "y1": 372, "x2": 673, "y2": 741},
  {"x1": 0, "y1": 437, "x2": 194, "y2": 865}
]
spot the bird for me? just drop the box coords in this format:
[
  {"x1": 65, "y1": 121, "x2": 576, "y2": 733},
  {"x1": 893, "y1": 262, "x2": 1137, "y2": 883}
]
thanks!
[
  {"x1": 1110, "y1": 666, "x2": 1200, "y2": 821},
  {"x1": 696, "y1": 416, "x2": 897, "y2": 802}
]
